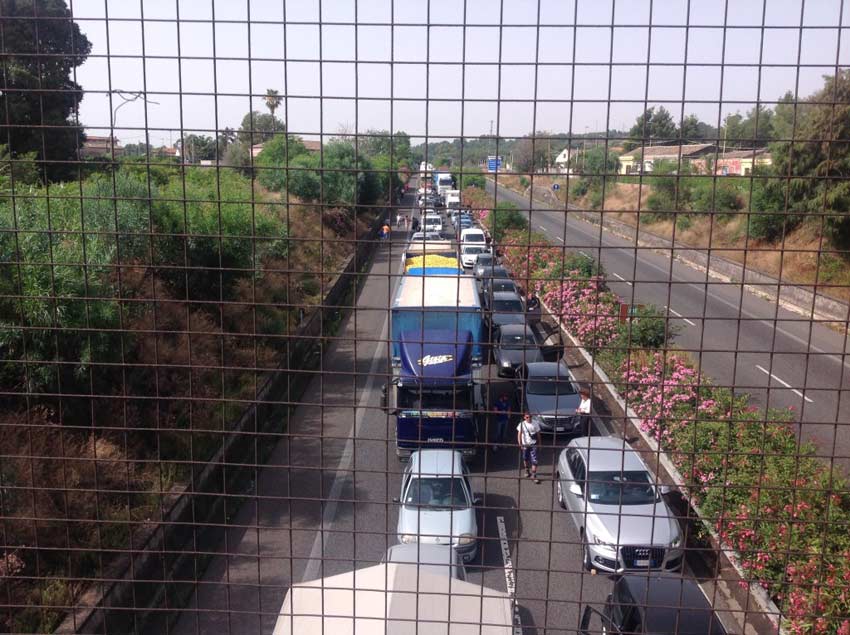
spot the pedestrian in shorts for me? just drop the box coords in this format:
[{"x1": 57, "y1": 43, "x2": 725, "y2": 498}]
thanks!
[{"x1": 517, "y1": 413, "x2": 541, "y2": 483}]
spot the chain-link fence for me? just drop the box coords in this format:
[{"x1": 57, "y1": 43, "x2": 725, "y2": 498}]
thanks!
[{"x1": 1, "y1": 1, "x2": 849, "y2": 633}]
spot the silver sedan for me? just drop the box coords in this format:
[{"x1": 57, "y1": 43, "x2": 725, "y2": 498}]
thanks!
[
  {"x1": 556, "y1": 437, "x2": 684, "y2": 573},
  {"x1": 394, "y1": 450, "x2": 479, "y2": 562}
]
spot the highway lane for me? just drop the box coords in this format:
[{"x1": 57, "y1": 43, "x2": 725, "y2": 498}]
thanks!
[
  {"x1": 487, "y1": 180, "x2": 850, "y2": 463},
  {"x1": 165, "y1": 188, "x2": 614, "y2": 634}
]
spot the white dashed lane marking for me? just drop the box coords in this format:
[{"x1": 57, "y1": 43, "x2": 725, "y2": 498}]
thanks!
[{"x1": 755, "y1": 364, "x2": 814, "y2": 403}]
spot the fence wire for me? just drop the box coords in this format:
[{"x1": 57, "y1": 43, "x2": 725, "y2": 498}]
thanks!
[{"x1": 0, "y1": 1, "x2": 849, "y2": 634}]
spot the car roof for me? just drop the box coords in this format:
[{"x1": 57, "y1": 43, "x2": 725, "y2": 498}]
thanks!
[
  {"x1": 409, "y1": 449, "x2": 465, "y2": 477},
  {"x1": 484, "y1": 278, "x2": 515, "y2": 287},
  {"x1": 567, "y1": 437, "x2": 647, "y2": 473},
  {"x1": 524, "y1": 360, "x2": 570, "y2": 378},
  {"x1": 492, "y1": 291, "x2": 523, "y2": 301},
  {"x1": 617, "y1": 575, "x2": 727, "y2": 635},
  {"x1": 499, "y1": 324, "x2": 534, "y2": 336}
]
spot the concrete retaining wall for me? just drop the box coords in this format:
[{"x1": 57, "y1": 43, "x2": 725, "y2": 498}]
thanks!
[{"x1": 55, "y1": 212, "x2": 385, "y2": 634}]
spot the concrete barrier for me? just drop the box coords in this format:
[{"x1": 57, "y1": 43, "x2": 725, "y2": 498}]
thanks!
[{"x1": 55, "y1": 212, "x2": 386, "y2": 635}]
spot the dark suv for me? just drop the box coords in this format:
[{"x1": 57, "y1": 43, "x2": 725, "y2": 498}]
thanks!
[{"x1": 581, "y1": 575, "x2": 728, "y2": 635}]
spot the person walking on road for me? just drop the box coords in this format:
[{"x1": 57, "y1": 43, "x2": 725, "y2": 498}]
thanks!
[
  {"x1": 517, "y1": 413, "x2": 541, "y2": 483},
  {"x1": 381, "y1": 222, "x2": 391, "y2": 242},
  {"x1": 396, "y1": 212, "x2": 403, "y2": 227},
  {"x1": 492, "y1": 393, "x2": 511, "y2": 452}
]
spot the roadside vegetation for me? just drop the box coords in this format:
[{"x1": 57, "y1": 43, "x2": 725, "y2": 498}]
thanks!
[{"x1": 0, "y1": 117, "x2": 407, "y2": 633}]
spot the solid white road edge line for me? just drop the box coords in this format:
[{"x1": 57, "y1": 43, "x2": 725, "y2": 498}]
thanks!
[
  {"x1": 755, "y1": 364, "x2": 815, "y2": 403},
  {"x1": 497, "y1": 516, "x2": 523, "y2": 635}
]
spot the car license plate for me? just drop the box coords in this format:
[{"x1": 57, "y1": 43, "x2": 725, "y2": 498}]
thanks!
[
  {"x1": 555, "y1": 426, "x2": 565, "y2": 432},
  {"x1": 635, "y1": 559, "x2": 649, "y2": 567},
  {"x1": 427, "y1": 437, "x2": 444, "y2": 442}
]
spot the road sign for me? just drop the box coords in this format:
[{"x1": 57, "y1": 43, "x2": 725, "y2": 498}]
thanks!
[
  {"x1": 552, "y1": 183, "x2": 560, "y2": 191},
  {"x1": 487, "y1": 155, "x2": 503, "y2": 173}
]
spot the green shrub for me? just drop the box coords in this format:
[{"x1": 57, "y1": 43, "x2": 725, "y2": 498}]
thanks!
[
  {"x1": 690, "y1": 177, "x2": 742, "y2": 214},
  {"x1": 488, "y1": 201, "x2": 528, "y2": 242},
  {"x1": 518, "y1": 175, "x2": 529, "y2": 188},
  {"x1": 570, "y1": 178, "x2": 589, "y2": 198},
  {"x1": 618, "y1": 305, "x2": 674, "y2": 350},
  {"x1": 675, "y1": 214, "x2": 693, "y2": 231},
  {"x1": 255, "y1": 134, "x2": 308, "y2": 192},
  {"x1": 588, "y1": 188, "x2": 604, "y2": 209}
]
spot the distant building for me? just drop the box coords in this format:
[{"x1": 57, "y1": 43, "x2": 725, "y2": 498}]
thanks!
[
  {"x1": 692, "y1": 148, "x2": 772, "y2": 176},
  {"x1": 80, "y1": 135, "x2": 123, "y2": 159},
  {"x1": 618, "y1": 143, "x2": 716, "y2": 174},
  {"x1": 553, "y1": 147, "x2": 572, "y2": 173}
]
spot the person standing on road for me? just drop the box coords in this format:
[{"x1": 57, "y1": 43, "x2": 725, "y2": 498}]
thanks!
[
  {"x1": 517, "y1": 413, "x2": 541, "y2": 483},
  {"x1": 381, "y1": 222, "x2": 391, "y2": 241},
  {"x1": 396, "y1": 212, "x2": 403, "y2": 227},
  {"x1": 575, "y1": 386, "x2": 592, "y2": 435},
  {"x1": 492, "y1": 393, "x2": 511, "y2": 452}
]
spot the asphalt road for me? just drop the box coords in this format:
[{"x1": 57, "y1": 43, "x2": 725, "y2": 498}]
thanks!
[
  {"x1": 487, "y1": 179, "x2": 850, "y2": 466},
  {"x1": 165, "y1": 188, "x2": 614, "y2": 635}
]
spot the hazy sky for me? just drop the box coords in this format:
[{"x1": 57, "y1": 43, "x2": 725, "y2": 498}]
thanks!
[{"x1": 67, "y1": 0, "x2": 850, "y2": 147}]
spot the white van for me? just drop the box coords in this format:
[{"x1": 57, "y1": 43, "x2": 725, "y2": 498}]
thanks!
[
  {"x1": 423, "y1": 213, "x2": 443, "y2": 234},
  {"x1": 460, "y1": 227, "x2": 487, "y2": 248}
]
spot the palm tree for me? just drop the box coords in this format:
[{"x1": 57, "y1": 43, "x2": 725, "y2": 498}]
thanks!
[{"x1": 264, "y1": 89, "x2": 282, "y2": 125}]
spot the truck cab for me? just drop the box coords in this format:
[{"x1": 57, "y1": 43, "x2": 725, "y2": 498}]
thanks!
[{"x1": 385, "y1": 329, "x2": 482, "y2": 460}]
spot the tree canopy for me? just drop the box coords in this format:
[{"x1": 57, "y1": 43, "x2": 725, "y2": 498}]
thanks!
[{"x1": 0, "y1": 0, "x2": 92, "y2": 181}]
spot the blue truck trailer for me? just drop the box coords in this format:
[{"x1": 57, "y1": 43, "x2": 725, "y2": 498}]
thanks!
[{"x1": 385, "y1": 275, "x2": 484, "y2": 459}]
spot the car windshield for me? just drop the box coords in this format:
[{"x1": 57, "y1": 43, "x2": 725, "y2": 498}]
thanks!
[
  {"x1": 501, "y1": 333, "x2": 537, "y2": 349},
  {"x1": 397, "y1": 388, "x2": 472, "y2": 410},
  {"x1": 475, "y1": 256, "x2": 494, "y2": 266},
  {"x1": 586, "y1": 470, "x2": 657, "y2": 505},
  {"x1": 464, "y1": 234, "x2": 485, "y2": 242},
  {"x1": 527, "y1": 379, "x2": 576, "y2": 395},
  {"x1": 492, "y1": 299, "x2": 523, "y2": 312},
  {"x1": 489, "y1": 281, "x2": 515, "y2": 293},
  {"x1": 405, "y1": 476, "x2": 469, "y2": 508},
  {"x1": 463, "y1": 246, "x2": 484, "y2": 255}
]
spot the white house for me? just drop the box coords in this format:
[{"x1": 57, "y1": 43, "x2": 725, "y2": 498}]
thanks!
[{"x1": 553, "y1": 147, "x2": 572, "y2": 173}]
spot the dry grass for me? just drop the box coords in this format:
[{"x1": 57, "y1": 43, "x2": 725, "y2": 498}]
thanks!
[{"x1": 494, "y1": 177, "x2": 850, "y2": 304}]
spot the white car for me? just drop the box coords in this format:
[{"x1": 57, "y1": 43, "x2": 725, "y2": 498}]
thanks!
[
  {"x1": 460, "y1": 244, "x2": 487, "y2": 268},
  {"x1": 395, "y1": 450, "x2": 479, "y2": 563},
  {"x1": 409, "y1": 231, "x2": 442, "y2": 242},
  {"x1": 423, "y1": 214, "x2": 443, "y2": 234},
  {"x1": 460, "y1": 227, "x2": 487, "y2": 250}
]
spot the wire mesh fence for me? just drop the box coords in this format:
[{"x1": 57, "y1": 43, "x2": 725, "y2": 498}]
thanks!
[{"x1": 0, "y1": 0, "x2": 849, "y2": 633}]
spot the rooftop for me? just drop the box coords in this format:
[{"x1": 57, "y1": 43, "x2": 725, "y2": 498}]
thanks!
[{"x1": 621, "y1": 143, "x2": 715, "y2": 159}]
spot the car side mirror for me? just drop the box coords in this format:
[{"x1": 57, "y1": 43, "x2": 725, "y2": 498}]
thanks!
[
  {"x1": 659, "y1": 485, "x2": 672, "y2": 496},
  {"x1": 472, "y1": 495, "x2": 483, "y2": 505},
  {"x1": 569, "y1": 483, "x2": 583, "y2": 497},
  {"x1": 392, "y1": 497, "x2": 400, "y2": 503}
]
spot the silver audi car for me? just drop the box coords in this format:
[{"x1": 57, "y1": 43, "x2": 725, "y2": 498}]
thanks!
[
  {"x1": 395, "y1": 450, "x2": 479, "y2": 562},
  {"x1": 556, "y1": 437, "x2": 683, "y2": 573}
]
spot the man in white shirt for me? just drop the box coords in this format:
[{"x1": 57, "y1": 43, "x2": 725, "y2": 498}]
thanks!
[
  {"x1": 576, "y1": 387, "x2": 591, "y2": 436},
  {"x1": 516, "y1": 413, "x2": 541, "y2": 484}
]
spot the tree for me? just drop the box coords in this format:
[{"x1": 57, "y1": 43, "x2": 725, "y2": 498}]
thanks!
[
  {"x1": 625, "y1": 107, "x2": 678, "y2": 149},
  {"x1": 176, "y1": 134, "x2": 216, "y2": 163},
  {"x1": 216, "y1": 127, "x2": 237, "y2": 156},
  {"x1": 772, "y1": 91, "x2": 797, "y2": 142},
  {"x1": 768, "y1": 70, "x2": 850, "y2": 247},
  {"x1": 0, "y1": 0, "x2": 92, "y2": 182},
  {"x1": 255, "y1": 135, "x2": 308, "y2": 192},
  {"x1": 264, "y1": 89, "x2": 282, "y2": 121},
  {"x1": 723, "y1": 105, "x2": 776, "y2": 149},
  {"x1": 513, "y1": 134, "x2": 552, "y2": 173},
  {"x1": 237, "y1": 111, "x2": 286, "y2": 147},
  {"x1": 122, "y1": 142, "x2": 153, "y2": 157},
  {"x1": 679, "y1": 114, "x2": 718, "y2": 142}
]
